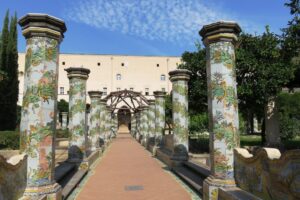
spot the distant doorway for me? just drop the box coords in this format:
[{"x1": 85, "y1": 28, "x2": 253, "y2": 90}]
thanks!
[
  {"x1": 104, "y1": 89, "x2": 149, "y2": 133},
  {"x1": 117, "y1": 106, "x2": 131, "y2": 133}
]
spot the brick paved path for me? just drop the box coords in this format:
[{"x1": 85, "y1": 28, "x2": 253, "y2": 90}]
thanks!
[{"x1": 76, "y1": 132, "x2": 192, "y2": 200}]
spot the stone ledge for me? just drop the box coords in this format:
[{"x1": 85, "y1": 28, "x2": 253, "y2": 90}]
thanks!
[
  {"x1": 62, "y1": 169, "x2": 88, "y2": 199},
  {"x1": 218, "y1": 187, "x2": 262, "y2": 200}
]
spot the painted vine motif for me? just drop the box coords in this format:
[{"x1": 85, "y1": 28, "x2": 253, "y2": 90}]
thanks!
[
  {"x1": 25, "y1": 38, "x2": 58, "y2": 72},
  {"x1": 213, "y1": 111, "x2": 237, "y2": 150},
  {"x1": 148, "y1": 104, "x2": 156, "y2": 136},
  {"x1": 140, "y1": 109, "x2": 149, "y2": 137},
  {"x1": 68, "y1": 76, "x2": 87, "y2": 160},
  {"x1": 211, "y1": 72, "x2": 238, "y2": 110},
  {"x1": 208, "y1": 41, "x2": 239, "y2": 180},
  {"x1": 172, "y1": 80, "x2": 189, "y2": 156},
  {"x1": 20, "y1": 37, "x2": 59, "y2": 186},
  {"x1": 210, "y1": 41, "x2": 235, "y2": 70},
  {"x1": 99, "y1": 102, "x2": 106, "y2": 139},
  {"x1": 89, "y1": 97, "x2": 101, "y2": 150},
  {"x1": 155, "y1": 97, "x2": 165, "y2": 136},
  {"x1": 214, "y1": 149, "x2": 232, "y2": 178}
]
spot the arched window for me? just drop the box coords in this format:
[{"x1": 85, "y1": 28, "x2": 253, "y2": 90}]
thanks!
[
  {"x1": 116, "y1": 74, "x2": 121, "y2": 80},
  {"x1": 160, "y1": 74, "x2": 166, "y2": 81}
]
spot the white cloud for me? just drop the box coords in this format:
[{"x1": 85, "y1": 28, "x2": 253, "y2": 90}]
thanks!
[{"x1": 65, "y1": 0, "x2": 254, "y2": 45}]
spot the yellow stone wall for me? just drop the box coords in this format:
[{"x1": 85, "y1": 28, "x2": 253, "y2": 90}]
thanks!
[{"x1": 18, "y1": 53, "x2": 180, "y2": 104}]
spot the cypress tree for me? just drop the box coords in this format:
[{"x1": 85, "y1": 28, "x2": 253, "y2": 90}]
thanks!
[
  {"x1": 0, "y1": 10, "x2": 9, "y2": 72},
  {"x1": 0, "y1": 10, "x2": 19, "y2": 130},
  {"x1": 4, "y1": 13, "x2": 18, "y2": 130},
  {"x1": 0, "y1": 10, "x2": 10, "y2": 130}
]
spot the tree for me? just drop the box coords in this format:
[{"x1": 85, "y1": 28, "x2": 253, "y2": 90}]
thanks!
[
  {"x1": 57, "y1": 99, "x2": 69, "y2": 124},
  {"x1": 282, "y1": 0, "x2": 300, "y2": 88},
  {"x1": 0, "y1": 11, "x2": 19, "y2": 130},
  {"x1": 180, "y1": 27, "x2": 295, "y2": 148},
  {"x1": 236, "y1": 33, "x2": 263, "y2": 135},
  {"x1": 0, "y1": 11, "x2": 9, "y2": 75},
  {"x1": 6, "y1": 13, "x2": 18, "y2": 130},
  {"x1": 57, "y1": 99, "x2": 69, "y2": 113},
  {"x1": 178, "y1": 43, "x2": 207, "y2": 115},
  {"x1": 237, "y1": 28, "x2": 296, "y2": 147}
]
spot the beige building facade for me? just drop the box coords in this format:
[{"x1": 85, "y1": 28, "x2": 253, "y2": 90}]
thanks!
[{"x1": 18, "y1": 53, "x2": 181, "y2": 104}]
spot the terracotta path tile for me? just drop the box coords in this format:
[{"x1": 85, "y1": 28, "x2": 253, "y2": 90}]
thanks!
[{"x1": 76, "y1": 132, "x2": 192, "y2": 200}]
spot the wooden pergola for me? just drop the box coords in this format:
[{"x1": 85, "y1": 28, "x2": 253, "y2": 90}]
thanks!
[{"x1": 104, "y1": 89, "x2": 149, "y2": 113}]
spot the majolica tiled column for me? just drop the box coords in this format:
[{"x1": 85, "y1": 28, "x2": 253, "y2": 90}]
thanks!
[
  {"x1": 200, "y1": 21, "x2": 241, "y2": 200},
  {"x1": 65, "y1": 67, "x2": 90, "y2": 162},
  {"x1": 99, "y1": 99, "x2": 107, "y2": 147},
  {"x1": 131, "y1": 114, "x2": 136, "y2": 136},
  {"x1": 147, "y1": 100, "x2": 156, "y2": 145},
  {"x1": 88, "y1": 91, "x2": 102, "y2": 151},
  {"x1": 61, "y1": 112, "x2": 68, "y2": 130},
  {"x1": 105, "y1": 106, "x2": 112, "y2": 141},
  {"x1": 85, "y1": 109, "x2": 90, "y2": 152},
  {"x1": 135, "y1": 110, "x2": 141, "y2": 140},
  {"x1": 57, "y1": 112, "x2": 61, "y2": 129},
  {"x1": 154, "y1": 91, "x2": 166, "y2": 146},
  {"x1": 169, "y1": 69, "x2": 191, "y2": 161},
  {"x1": 111, "y1": 113, "x2": 117, "y2": 137},
  {"x1": 140, "y1": 106, "x2": 149, "y2": 146},
  {"x1": 18, "y1": 13, "x2": 66, "y2": 199}
]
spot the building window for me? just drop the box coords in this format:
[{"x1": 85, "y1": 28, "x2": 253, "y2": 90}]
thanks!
[
  {"x1": 117, "y1": 87, "x2": 121, "y2": 91},
  {"x1": 59, "y1": 87, "x2": 64, "y2": 95},
  {"x1": 130, "y1": 87, "x2": 134, "y2": 91},
  {"x1": 162, "y1": 88, "x2": 166, "y2": 92},
  {"x1": 116, "y1": 74, "x2": 121, "y2": 80},
  {"x1": 62, "y1": 61, "x2": 65, "y2": 65},
  {"x1": 160, "y1": 74, "x2": 166, "y2": 81},
  {"x1": 97, "y1": 62, "x2": 101, "y2": 66},
  {"x1": 145, "y1": 88, "x2": 149, "y2": 96},
  {"x1": 157, "y1": 64, "x2": 159, "y2": 67},
  {"x1": 103, "y1": 87, "x2": 107, "y2": 95}
]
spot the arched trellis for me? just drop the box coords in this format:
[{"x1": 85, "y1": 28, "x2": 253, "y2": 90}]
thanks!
[{"x1": 104, "y1": 89, "x2": 149, "y2": 113}]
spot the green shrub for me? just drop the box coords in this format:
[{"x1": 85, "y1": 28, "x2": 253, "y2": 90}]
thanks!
[
  {"x1": 0, "y1": 131, "x2": 19, "y2": 149},
  {"x1": 189, "y1": 113, "x2": 208, "y2": 134},
  {"x1": 239, "y1": 113, "x2": 247, "y2": 135},
  {"x1": 189, "y1": 135, "x2": 209, "y2": 153},
  {"x1": 240, "y1": 135, "x2": 261, "y2": 147},
  {"x1": 278, "y1": 92, "x2": 300, "y2": 140}
]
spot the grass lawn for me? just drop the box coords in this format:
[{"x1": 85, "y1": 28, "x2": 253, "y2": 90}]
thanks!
[
  {"x1": 240, "y1": 135, "x2": 261, "y2": 147},
  {"x1": 1, "y1": 130, "x2": 299, "y2": 151},
  {"x1": 189, "y1": 134, "x2": 300, "y2": 153},
  {"x1": 0, "y1": 129, "x2": 69, "y2": 150}
]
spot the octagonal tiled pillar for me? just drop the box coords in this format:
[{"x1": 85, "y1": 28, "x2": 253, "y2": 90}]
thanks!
[
  {"x1": 153, "y1": 91, "x2": 166, "y2": 146},
  {"x1": 88, "y1": 91, "x2": 102, "y2": 151},
  {"x1": 61, "y1": 112, "x2": 68, "y2": 130},
  {"x1": 169, "y1": 69, "x2": 191, "y2": 161},
  {"x1": 65, "y1": 67, "x2": 90, "y2": 162},
  {"x1": 18, "y1": 13, "x2": 66, "y2": 199},
  {"x1": 200, "y1": 21, "x2": 241, "y2": 200}
]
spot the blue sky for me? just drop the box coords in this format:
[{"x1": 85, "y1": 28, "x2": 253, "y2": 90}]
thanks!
[{"x1": 0, "y1": 0, "x2": 292, "y2": 56}]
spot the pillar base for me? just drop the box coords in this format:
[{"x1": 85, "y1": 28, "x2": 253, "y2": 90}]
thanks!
[
  {"x1": 203, "y1": 175, "x2": 236, "y2": 200},
  {"x1": 171, "y1": 154, "x2": 188, "y2": 162},
  {"x1": 21, "y1": 182, "x2": 62, "y2": 200},
  {"x1": 77, "y1": 149, "x2": 101, "y2": 170},
  {"x1": 138, "y1": 135, "x2": 143, "y2": 143},
  {"x1": 141, "y1": 137, "x2": 148, "y2": 147},
  {"x1": 67, "y1": 157, "x2": 83, "y2": 163}
]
